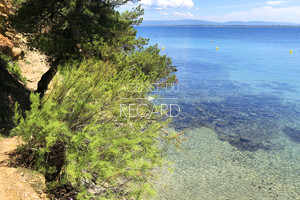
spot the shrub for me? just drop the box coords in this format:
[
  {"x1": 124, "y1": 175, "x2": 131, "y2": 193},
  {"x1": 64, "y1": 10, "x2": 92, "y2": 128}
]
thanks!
[
  {"x1": 0, "y1": 53, "x2": 26, "y2": 84},
  {"x1": 13, "y1": 59, "x2": 172, "y2": 199}
]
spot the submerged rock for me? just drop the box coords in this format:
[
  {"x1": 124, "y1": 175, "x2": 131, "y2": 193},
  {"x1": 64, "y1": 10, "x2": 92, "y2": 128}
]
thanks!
[
  {"x1": 282, "y1": 127, "x2": 300, "y2": 143},
  {"x1": 217, "y1": 132, "x2": 270, "y2": 151},
  {"x1": 216, "y1": 121, "x2": 229, "y2": 127},
  {"x1": 170, "y1": 92, "x2": 300, "y2": 151}
]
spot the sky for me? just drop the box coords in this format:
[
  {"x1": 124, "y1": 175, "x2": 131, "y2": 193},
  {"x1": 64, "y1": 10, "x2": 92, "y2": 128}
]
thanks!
[{"x1": 118, "y1": 0, "x2": 300, "y2": 23}]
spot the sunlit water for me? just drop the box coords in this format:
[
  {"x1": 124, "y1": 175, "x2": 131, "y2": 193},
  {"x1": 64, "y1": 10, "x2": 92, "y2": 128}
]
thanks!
[{"x1": 136, "y1": 27, "x2": 300, "y2": 199}]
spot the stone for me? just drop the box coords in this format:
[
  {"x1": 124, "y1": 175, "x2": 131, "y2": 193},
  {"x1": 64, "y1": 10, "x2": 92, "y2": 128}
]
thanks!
[
  {"x1": 11, "y1": 47, "x2": 24, "y2": 60},
  {"x1": 15, "y1": 33, "x2": 22, "y2": 39},
  {"x1": 0, "y1": 3, "x2": 6, "y2": 14},
  {"x1": 0, "y1": 0, "x2": 6, "y2": 5},
  {"x1": 0, "y1": 33, "x2": 13, "y2": 53},
  {"x1": 0, "y1": 13, "x2": 7, "y2": 18},
  {"x1": 0, "y1": 0, "x2": 11, "y2": 8},
  {"x1": 5, "y1": 1, "x2": 12, "y2": 10},
  {"x1": 282, "y1": 127, "x2": 300, "y2": 143},
  {"x1": 11, "y1": 40, "x2": 20, "y2": 48},
  {"x1": 0, "y1": 24, "x2": 5, "y2": 34},
  {"x1": 197, "y1": 107, "x2": 204, "y2": 112},
  {"x1": 218, "y1": 133, "x2": 230, "y2": 141},
  {"x1": 0, "y1": 0, "x2": 11, "y2": 14},
  {"x1": 239, "y1": 136, "x2": 251, "y2": 143},
  {"x1": 250, "y1": 112, "x2": 257, "y2": 116},
  {"x1": 216, "y1": 121, "x2": 229, "y2": 127},
  {"x1": 4, "y1": 31, "x2": 14, "y2": 39},
  {"x1": 214, "y1": 127, "x2": 222, "y2": 133}
]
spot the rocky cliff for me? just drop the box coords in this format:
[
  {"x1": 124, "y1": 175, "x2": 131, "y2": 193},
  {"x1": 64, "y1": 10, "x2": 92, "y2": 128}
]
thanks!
[{"x1": 0, "y1": 0, "x2": 23, "y2": 60}]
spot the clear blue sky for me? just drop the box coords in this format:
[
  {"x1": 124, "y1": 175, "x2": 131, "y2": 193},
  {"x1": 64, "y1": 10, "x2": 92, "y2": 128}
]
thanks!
[{"x1": 118, "y1": 0, "x2": 300, "y2": 23}]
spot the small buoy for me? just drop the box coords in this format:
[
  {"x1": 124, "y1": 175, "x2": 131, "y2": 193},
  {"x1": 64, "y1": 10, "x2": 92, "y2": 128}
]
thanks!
[
  {"x1": 290, "y1": 50, "x2": 293, "y2": 54},
  {"x1": 216, "y1": 47, "x2": 219, "y2": 51},
  {"x1": 162, "y1": 46, "x2": 165, "y2": 50}
]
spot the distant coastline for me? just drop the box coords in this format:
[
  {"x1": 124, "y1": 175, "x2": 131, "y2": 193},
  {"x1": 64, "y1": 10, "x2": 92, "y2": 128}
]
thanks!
[
  {"x1": 140, "y1": 19, "x2": 300, "y2": 27},
  {"x1": 138, "y1": 25, "x2": 300, "y2": 27}
]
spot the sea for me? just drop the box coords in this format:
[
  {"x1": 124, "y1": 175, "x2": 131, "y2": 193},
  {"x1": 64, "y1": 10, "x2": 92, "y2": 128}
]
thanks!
[{"x1": 136, "y1": 26, "x2": 300, "y2": 200}]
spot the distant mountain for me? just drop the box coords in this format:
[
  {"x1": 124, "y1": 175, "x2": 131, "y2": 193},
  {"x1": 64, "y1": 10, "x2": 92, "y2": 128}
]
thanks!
[
  {"x1": 141, "y1": 19, "x2": 219, "y2": 26},
  {"x1": 223, "y1": 21, "x2": 299, "y2": 26},
  {"x1": 141, "y1": 20, "x2": 299, "y2": 26}
]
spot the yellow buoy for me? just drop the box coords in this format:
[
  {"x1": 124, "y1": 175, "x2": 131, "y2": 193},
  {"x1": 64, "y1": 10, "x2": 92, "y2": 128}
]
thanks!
[
  {"x1": 162, "y1": 46, "x2": 165, "y2": 50},
  {"x1": 290, "y1": 50, "x2": 293, "y2": 54},
  {"x1": 216, "y1": 47, "x2": 219, "y2": 51}
]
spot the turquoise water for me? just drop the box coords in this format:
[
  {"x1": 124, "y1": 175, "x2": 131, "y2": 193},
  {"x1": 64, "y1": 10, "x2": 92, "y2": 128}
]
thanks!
[
  {"x1": 138, "y1": 27, "x2": 300, "y2": 101},
  {"x1": 137, "y1": 27, "x2": 300, "y2": 199}
]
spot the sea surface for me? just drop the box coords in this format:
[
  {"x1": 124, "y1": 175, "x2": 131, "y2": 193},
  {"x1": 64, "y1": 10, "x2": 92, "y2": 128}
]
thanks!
[{"x1": 136, "y1": 27, "x2": 300, "y2": 199}]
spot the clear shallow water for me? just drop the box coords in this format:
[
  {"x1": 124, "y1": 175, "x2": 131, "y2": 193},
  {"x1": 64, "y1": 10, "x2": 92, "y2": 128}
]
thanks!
[{"x1": 136, "y1": 27, "x2": 300, "y2": 199}]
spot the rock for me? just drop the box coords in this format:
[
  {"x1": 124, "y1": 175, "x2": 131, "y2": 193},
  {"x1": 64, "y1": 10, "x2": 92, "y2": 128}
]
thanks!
[
  {"x1": 250, "y1": 112, "x2": 257, "y2": 116},
  {"x1": 0, "y1": 0, "x2": 7, "y2": 6},
  {"x1": 239, "y1": 136, "x2": 251, "y2": 143},
  {"x1": 0, "y1": 24, "x2": 5, "y2": 33},
  {"x1": 217, "y1": 133, "x2": 236, "y2": 141},
  {"x1": 0, "y1": 33, "x2": 13, "y2": 53},
  {"x1": 0, "y1": 0, "x2": 11, "y2": 14},
  {"x1": 15, "y1": 33, "x2": 22, "y2": 39},
  {"x1": 11, "y1": 47, "x2": 24, "y2": 60},
  {"x1": 0, "y1": 13, "x2": 7, "y2": 18},
  {"x1": 0, "y1": 1, "x2": 23, "y2": 59},
  {"x1": 4, "y1": 31, "x2": 14, "y2": 40},
  {"x1": 27, "y1": 78, "x2": 36, "y2": 83},
  {"x1": 197, "y1": 107, "x2": 204, "y2": 112},
  {"x1": 0, "y1": 3, "x2": 7, "y2": 14},
  {"x1": 0, "y1": 30, "x2": 23, "y2": 59},
  {"x1": 216, "y1": 121, "x2": 229, "y2": 127},
  {"x1": 11, "y1": 39, "x2": 20, "y2": 47},
  {"x1": 218, "y1": 133, "x2": 228, "y2": 141},
  {"x1": 5, "y1": 1, "x2": 12, "y2": 10},
  {"x1": 215, "y1": 127, "x2": 222, "y2": 133},
  {"x1": 282, "y1": 127, "x2": 300, "y2": 143},
  {"x1": 0, "y1": 0, "x2": 12, "y2": 9}
]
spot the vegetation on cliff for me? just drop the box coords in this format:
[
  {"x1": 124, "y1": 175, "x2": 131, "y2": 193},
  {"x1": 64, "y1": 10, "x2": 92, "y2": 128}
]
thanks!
[
  {"x1": 10, "y1": 0, "x2": 175, "y2": 97},
  {"x1": 9, "y1": 0, "x2": 178, "y2": 199}
]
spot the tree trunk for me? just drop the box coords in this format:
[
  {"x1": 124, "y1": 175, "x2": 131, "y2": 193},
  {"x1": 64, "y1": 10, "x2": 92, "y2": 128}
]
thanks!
[
  {"x1": 36, "y1": 1, "x2": 84, "y2": 98},
  {"x1": 36, "y1": 56, "x2": 61, "y2": 98}
]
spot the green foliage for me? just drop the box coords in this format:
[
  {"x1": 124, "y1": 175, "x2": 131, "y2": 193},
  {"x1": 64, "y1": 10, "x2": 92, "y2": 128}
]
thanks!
[
  {"x1": 116, "y1": 44, "x2": 176, "y2": 84},
  {"x1": 11, "y1": 1, "x2": 179, "y2": 199},
  {"x1": 13, "y1": 59, "x2": 174, "y2": 199},
  {"x1": 0, "y1": 53, "x2": 26, "y2": 84},
  {"x1": 10, "y1": 0, "x2": 176, "y2": 94},
  {"x1": 10, "y1": 0, "x2": 144, "y2": 61}
]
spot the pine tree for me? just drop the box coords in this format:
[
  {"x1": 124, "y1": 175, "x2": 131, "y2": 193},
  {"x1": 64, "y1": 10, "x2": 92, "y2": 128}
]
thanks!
[{"x1": 10, "y1": 0, "x2": 174, "y2": 97}]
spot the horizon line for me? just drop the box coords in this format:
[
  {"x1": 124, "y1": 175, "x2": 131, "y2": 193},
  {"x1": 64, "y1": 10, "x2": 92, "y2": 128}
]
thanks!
[{"x1": 140, "y1": 19, "x2": 299, "y2": 26}]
